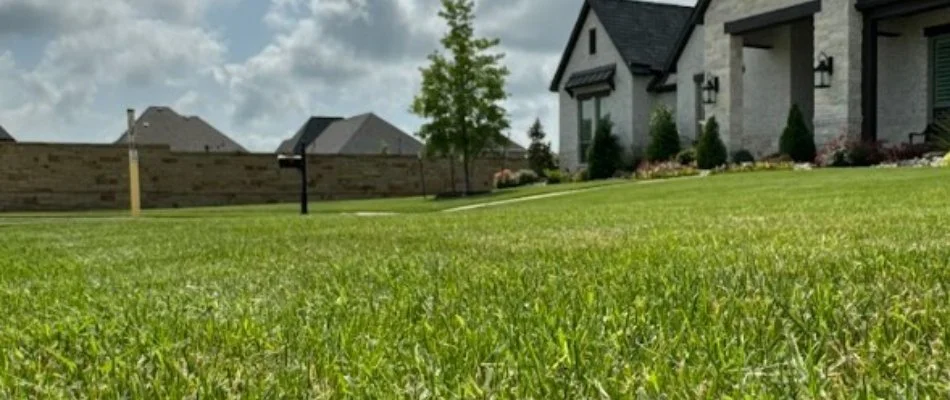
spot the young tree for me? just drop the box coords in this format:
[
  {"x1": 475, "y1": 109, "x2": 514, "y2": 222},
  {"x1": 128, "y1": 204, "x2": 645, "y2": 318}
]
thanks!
[
  {"x1": 411, "y1": 0, "x2": 510, "y2": 195},
  {"x1": 646, "y1": 106, "x2": 681, "y2": 162},
  {"x1": 779, "y1": 104, "x2": 817, "y2": 163},
  {"x1": 696, "y1": 117, "x2": 728, "y2": 169},
  {"x1": 526, "y1": 118, "x2": 557, "y2": 175},
  {"x1": 587, "y1": 117, "x2": 623, "y2": 180}
]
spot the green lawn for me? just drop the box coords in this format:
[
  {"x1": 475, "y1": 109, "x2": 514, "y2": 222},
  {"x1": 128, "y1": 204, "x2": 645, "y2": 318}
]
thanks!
[
  {"x1": 2, "y1": 168, "x2": 950, "y2": 397},
  {"x1": 0, "y1": 179, "x2": 620, "y2": 220}
]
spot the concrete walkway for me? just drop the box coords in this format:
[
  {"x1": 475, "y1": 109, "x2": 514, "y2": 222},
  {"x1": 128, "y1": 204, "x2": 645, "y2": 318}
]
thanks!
[{"x1": 442, "y1": 185, "x2": 611, "y2": 213}]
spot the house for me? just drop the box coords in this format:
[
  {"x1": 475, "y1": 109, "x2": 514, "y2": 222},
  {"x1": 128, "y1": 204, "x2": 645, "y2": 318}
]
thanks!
[
  {"x1": 0, "y1": 125, "x2": 14, "y2": 143},
  {"x1": 550, "y1": 0, "x2": 692, "y2": 170},
  {"x1": 276, "y1": 116, "x2": 344, "y2": 154},
  {"x1": 116, "y1": 106, "x2": 247, "y2": 153},
  {"x1": 298, "y1": 113, "x2": 423, "y2": 156},
  {"x1": 553, "y1": 0, "x2": 950, "y2": 170},
  {"x1": 484, "y1": 136, "x2": 529, "y2": 158}
]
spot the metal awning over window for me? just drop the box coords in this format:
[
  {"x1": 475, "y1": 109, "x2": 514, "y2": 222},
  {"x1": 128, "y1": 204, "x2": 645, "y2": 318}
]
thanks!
[{"x1": 565, "y1": 64, "x2": 616, "y2": 97}]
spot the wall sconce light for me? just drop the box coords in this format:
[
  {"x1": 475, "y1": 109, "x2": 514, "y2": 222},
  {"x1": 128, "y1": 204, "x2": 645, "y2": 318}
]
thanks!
[
  {"x1": 815, "y1": 52, "x2": 834, "y2": 89},
  {"x1": 702, "y1": 74, "x2": 720, "y2": 104}
]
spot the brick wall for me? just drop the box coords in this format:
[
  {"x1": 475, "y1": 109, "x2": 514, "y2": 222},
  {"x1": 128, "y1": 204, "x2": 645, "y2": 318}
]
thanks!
[{"x1": 0, "y1": 142, "x2": 527, "y2": 211}]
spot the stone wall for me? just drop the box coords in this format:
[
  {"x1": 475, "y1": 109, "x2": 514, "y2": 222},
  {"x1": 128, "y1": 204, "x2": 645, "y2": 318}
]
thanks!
[{"x1": 0, "y1": 142, "x2": 526, "y2": 211}]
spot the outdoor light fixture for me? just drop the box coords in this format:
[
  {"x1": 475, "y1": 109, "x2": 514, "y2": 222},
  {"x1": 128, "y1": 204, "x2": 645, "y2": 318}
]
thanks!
[
  {"x1": 702, "y1": 74, "x2": 720, "y2": 105},
  {"x1": 815, "y1": 52, "x2": 834, "y2": 89}
]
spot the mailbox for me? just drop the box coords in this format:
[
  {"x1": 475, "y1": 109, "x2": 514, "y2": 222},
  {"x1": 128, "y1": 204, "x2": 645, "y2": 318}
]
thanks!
[
  {"x1": 278, "y1": 154, "x2": 305, "y2": 170},
  {"x1": 277, "y1": 153, "x2": 309, "y2": 215}
]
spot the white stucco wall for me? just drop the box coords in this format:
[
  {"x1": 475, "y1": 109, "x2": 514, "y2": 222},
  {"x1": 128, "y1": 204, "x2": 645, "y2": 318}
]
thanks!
[
  {"x1": 742, "y1": 26, "x2": 792, "y2": 156},
  {"x1": 675, "y1": 26, "x2": 705, "y2": 143},
  {"x1": 877, "y1": 10, "x2": 950, "y2": 145},
  {"x1": 556, "y1": 11, "x2": 635, "y2": 172}
]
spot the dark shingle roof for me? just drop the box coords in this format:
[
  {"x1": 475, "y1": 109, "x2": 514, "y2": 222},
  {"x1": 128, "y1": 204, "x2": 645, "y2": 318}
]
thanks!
[
  {"x1": 306, "y1": 113, "x2": 423, "y2": 156},
  {"x1": 0, "y1": 125, "x2": 14, "y2": 142},
  {"x1": 276, "y1": 116, "x2": 343, "y2": 154},
  {"x1": 115, "y1": 106, "x2": 247, "y2": 153},
  {"x1": 550, "y1": 0, "x2": 693, "y2": 91},
  {"x1": 565, "y1": 64, "x2": 617, "y2": 91}
]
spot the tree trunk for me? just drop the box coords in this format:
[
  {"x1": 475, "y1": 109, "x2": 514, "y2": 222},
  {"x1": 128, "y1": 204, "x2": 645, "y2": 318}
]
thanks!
[{"x1": 462, "y1": 152, "x2": 471, "y2": 196}]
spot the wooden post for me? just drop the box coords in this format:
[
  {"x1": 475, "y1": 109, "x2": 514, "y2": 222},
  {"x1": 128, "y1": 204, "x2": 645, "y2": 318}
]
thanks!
[{"x1": 126, "y1": 109, "x2": 141, "y2": 217}]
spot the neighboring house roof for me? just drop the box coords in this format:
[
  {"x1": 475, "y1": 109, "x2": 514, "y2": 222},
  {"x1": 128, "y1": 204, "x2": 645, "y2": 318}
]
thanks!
[
  {"x1": 305, "y1": 113, "x2": 423, "y2": 155},
  {"x1": 550, "y1": 0, "x2": 693, "y2": 92},
  {"x1": 116, "y1": 106, "x2": 247, "y2": 153},
  {"x1": 276, "y1": 116, "x2": 343, "y2": 154},
  {"x1": 0, "y1": 125, "x2": 14, "y2": 142}
]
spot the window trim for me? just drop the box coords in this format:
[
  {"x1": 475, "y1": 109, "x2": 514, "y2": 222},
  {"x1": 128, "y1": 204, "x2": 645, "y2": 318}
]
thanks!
[
  {"x1": 578, "y1": 95, "x2": 604, "y2": 164},
  {"x1": 931, "y1": 34, "x2": 950, "y2": 122}
]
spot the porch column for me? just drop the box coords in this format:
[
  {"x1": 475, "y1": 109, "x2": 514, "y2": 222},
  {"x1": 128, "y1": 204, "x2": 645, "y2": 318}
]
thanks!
[
  {"x1": 813, "y1": 0, "x2": 864, "y2": 144},
  {"x1": 861, "y1": 15, "x2": 878, "y2": 141},
  {"x1": 725, "y1": 35, "x2": 744, "y2": 152}
]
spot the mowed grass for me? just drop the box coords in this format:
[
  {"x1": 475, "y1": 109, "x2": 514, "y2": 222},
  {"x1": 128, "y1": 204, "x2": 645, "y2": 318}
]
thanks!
[
  {"x1": 0, "y1": 179, "x2": 620, "y2": 220},
  {"x1": 1, "y1": 168, "x2": 949, "y2": 397}
]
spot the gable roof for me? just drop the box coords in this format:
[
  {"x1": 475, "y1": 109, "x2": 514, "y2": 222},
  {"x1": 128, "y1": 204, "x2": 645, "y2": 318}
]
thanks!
[
  {"x1": 116, "y1": 106, "x2": 247, "y2": 153},
  {"x1": 648, "y1": 0, "x2": 712, "y2": 91},
  {"x1": 306, "y1": 113, "x2": 423, "y2": 155},
  {"x1": 550, "y1": 0, "x2": 693, "y2": 92},
  {"x1": 276, "y1": 116, "x2": 343, "y2": 154},
  {"x1": 0, "y1": 125, "x2": 14, "y2": 142}
]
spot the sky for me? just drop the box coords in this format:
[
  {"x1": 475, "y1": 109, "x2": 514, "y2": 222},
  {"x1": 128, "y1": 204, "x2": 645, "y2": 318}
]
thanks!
[{"x1": 0, "y1": 0, "x2": 694, "y2": 152}]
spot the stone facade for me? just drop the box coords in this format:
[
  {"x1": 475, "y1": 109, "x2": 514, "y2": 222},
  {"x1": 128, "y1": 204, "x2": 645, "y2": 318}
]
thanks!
[{"x1": 0, "y1": 142, "x2": 526, "y2": 212}]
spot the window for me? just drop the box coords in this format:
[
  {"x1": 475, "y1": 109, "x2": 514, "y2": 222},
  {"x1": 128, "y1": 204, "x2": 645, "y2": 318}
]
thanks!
[
  {"x1": 933, "y1": 35, "x2": 950, "y2": 120},
  {"x1": 578, "y1": 96, "x2": 604, "y2": 163},
  {"x1": 589, "y1": 29, "x2": 597, "y2": 55}
]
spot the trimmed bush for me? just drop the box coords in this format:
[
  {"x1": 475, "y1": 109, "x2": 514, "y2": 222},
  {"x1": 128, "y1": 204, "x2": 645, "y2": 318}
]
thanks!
[
  {"x1": 696, "y1": 117, "x2": 728, "y2": 170},
  {"x1": 544, "y1": 169, "x2": 565, "y2": 184},
  {"x1": 733, "y1": 149, "x2": 755, "y2": 164},
  {"x1": 676, "y1": 148, "x2": 696, "y2": 166},
  {"x1": 943, "y1": 152, "x2": 950, "y2": 167},
  {"x1": 587, "y1": 117, "x2": 623, "y2": 180},
  {"x1": 647, "y1": 106, "x2": 681, "y2": 162},
  {"x1": 763, "y1": 153, "x2": 794, "y2": 164},
  {"x1": 526, "y1": 119, "x2": 558, "y2": 175},
  {"x1": 571, "y1": 168, "x2": 588, "y2": 183},
  {"x1": 493, "y1": 169, "x2": 517, "y2": 189},
  {"x1": 516, "y1": 169, "x2": 539, "y2": 186},
  {"x1": 779, "y1": 105, "x2": 817, "y2": 163}
]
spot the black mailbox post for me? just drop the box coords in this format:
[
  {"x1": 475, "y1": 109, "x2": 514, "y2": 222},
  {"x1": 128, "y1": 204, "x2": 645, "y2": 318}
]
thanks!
[{"x1": 278, "y1": 152, "x2": 308, "y2": 215}]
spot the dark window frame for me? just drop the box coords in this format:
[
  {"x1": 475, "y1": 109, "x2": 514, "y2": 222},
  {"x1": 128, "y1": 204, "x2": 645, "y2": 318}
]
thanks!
[{"x1": 589, "y1": 28, "x2": 597, "y2": 55}]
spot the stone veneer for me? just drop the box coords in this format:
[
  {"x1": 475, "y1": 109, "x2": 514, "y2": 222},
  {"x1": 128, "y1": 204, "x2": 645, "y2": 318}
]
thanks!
[{"x1": 0, "y1": 142, "x2": 526, "y2": 212}]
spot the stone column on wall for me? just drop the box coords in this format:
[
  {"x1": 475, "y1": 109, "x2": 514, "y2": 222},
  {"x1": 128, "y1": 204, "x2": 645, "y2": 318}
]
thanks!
[
  {"x1": 813, "y1": 0, "x2": 864, "y2": 144},
  {"x1": 704, "y1": 29, "x2": 744, "y2": 153},
  {"x1": 726, "y1": 35, "x2": 745, "y2": 151}
]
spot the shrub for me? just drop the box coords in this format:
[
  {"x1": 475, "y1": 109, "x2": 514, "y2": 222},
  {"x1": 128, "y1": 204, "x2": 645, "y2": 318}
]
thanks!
[
  {"x1": 587, "y1": 117, "x2": 623, "y2": 180},
  {"x1": 571, "y1": 168, "x2": 588, "y2": 183},
  {"x1": 493, "y1": 169, "x2": 518, "y2": 189},
  {"x1": 943, "y1": 152, "x2": 950, "y2": 167},
  {"x1": 696, "y1": 117, "x2": 728, "y2": 170},
  {"x1": 885, "y1": 143, "x2": 935, "y2": 163},
  {"x1": 646, "y1": 106, "x2": 681, "y2": 162},
  {"x1": 544, "y1": 169, "x2": 565, "y2": 184},
  {"x1": 779, "y1": 105, "x2": 817, "y2": 163},
  {"x1": 637, "y1": 161, "x2": 699, "y2": 180},
  {"x1": 763, "y1": 153, "x2": 794, "y2": 163},
  {"x1": 526, "y1": 119, "x2": 558, "y2": 175},
  {"x1": 817, "y1": 133, "x2": 886, "y2": 167},
  {"x1": 676, "y1": 148, "x2": 696, "y2": 166},
  {"x1": 732, "y1": 149, "x2": 755, "y2": 164},
  {"x1": 516, "y1": 169, "x2": 540, "y2": 186}
]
